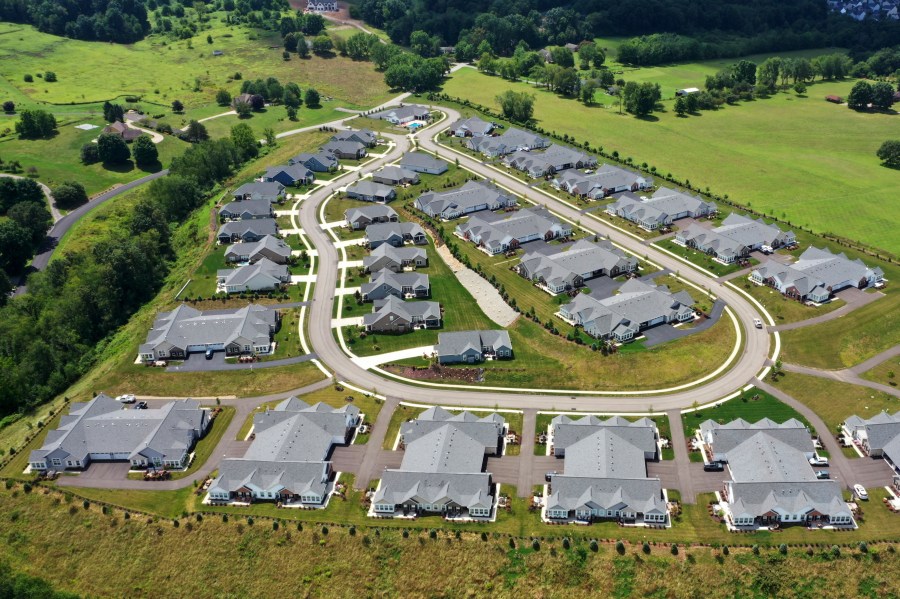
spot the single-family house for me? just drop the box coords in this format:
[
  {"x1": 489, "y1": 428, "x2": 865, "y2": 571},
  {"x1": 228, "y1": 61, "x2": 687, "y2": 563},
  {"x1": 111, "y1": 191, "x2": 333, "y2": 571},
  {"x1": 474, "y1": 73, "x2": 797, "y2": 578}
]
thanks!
[
  {"x1": 675, "y1": 87, "x2": 701, "y2": 96},
  {"x1": 751, "y1": 246, "x2": 883, "y2": 303},
  {"x1": 289, "y1": 151, "x2": 339, "y2": 173},
  {"x1": 364, "y1": 222, "x2": 427, "y2": 249},
  {"x1": 331, "y1": 129, "x2": 377, "y2": 147},
  {"x1": 372, "y1": 165, "x2": 419, "y2": 186},
  {"x1": 217, "y1": 257, "x2": 290, "y2": 294},
  {"x1": 139, "y1": 303, "x2": 278, "y2": 361},
  {"x1": 345, "y1": 180, "x2": 397, "y2": 204},
  {"x1": 516, "y1": 239, "x2": 637, "y2": 294},
  {"x1": 231, "y1": 181, "x2": 285, "y2": 203},
  {"x1": 307, "y1": 0, "x2": 338, "y2": 11},
  {"x1": 676, "y1": 213, "x2": 795, "y2": 264},
  {"x1": 436, "y1": 330, "x2": 513, "y2": 364},
  {"x1": 559, "y1": 279, "x2": 695, "y2": 342},
  {"x1": 232, "y1": 93, "x2": 254, "y2": 109},
  {"x1": 362, "y1": 245, "x2": 428, "y2": 273},
  {"x1": 399, "y1": 151, "x2": 448, "y2": 175},
  {"x1": 28, "y1": 395, "x2": 209, "y2": 472},
  {"x1": 448, "y1": 116, "x2": 494, "y2": 137},
  {"x1": 362, "y1": 296, "x2": 441, "y2": 332},
  {"x1": 322, "y1": 139, "x2": 367, "y2": 160},
  {"x1": 219, "y1": 199, "x2": 273, "y2": 221},
  {"x1": 467, "y1": 128, "x2": 550, "y2": 157},
  {"x1": 344, "y1": 205, "x2": 398, "y2": 230},
  {"x1": 225, "y1": 235, "x2": 292, "y2": 265},
  {"x1": 369, "y1": 104, "x2": 431, "y2": 125},
  {"x1": 263, "y1": 164, "x2": 315, "y2": 187},
  {"x1": 102, "y1": 120, "x2": 143, "y2": 142},
  {"x1": 371, "y1": 408, "x2": 504, "y2": 519},
  {"x1": 455, "y1": 206, "x2": 571, "y2": 255},
  {"x1": 217, "y1": 218, "x2": 277, "y2": 243},
  {"x1": 553, "y1": 164, "x2": 653, "y2": 199},
  {"x1": 361, "y1": 271, "x2": 430, "y2": 301},
  {"x1": 414, "y1": 180, "x2": 516, "y2": 220}
]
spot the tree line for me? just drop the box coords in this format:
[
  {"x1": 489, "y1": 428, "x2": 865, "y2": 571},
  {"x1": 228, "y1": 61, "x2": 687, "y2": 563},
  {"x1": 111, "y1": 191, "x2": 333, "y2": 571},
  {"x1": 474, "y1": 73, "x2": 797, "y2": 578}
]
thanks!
[{"x1": 0, "y1": 0, "x2": 150, "y2": 43}]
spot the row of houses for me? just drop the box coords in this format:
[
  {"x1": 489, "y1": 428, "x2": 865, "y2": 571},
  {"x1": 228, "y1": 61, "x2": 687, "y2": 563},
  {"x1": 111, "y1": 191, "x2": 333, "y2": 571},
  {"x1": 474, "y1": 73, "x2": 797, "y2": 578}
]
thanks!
[
  {"x1": 465, "y1": 127, "x2": 550, "y2": 158},
  {"x1": 516, "y1": 238, "x2": 638, "y2": 295},
  {"x1": 553, "y1": 165, "x2": 654, "y2": 199},
  {"x1": 606, "y1": 187, "x2": 717, "y2": 231},
  {"x1": 845, "y1": 411, "x2": 900, "y2": 477},
  {"x1": 415, "y1": 180, "x2": 517, "y2": 220},
  {"x1": 675, "y1": 213, "x2": 797, "y2": 264},
  {"x1": 502, "y1": 144, "x2": 598, "y2": 178},
  {"x1": 455, "y1": 206, "x2": 572, "y2": 255}
]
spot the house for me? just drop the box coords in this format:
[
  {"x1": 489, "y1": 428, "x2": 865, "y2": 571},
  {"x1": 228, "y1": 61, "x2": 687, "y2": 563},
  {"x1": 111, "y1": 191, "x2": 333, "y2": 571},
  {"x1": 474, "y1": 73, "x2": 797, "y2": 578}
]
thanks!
[
  {"x1": 516, "y1": 239, "x2": 637, "y2": 294},
  {"x1": 751, "y1": 246, "x2": 883, "y2": 303},
  {"x1": 503, "y1": 144, "x2": 597, "y2": 177},
  {"x1": 436, "y1": 330, "x2": 512, "y2": 364},
  {"x1": 538, "y1": 48, "x2": 553, "y2": 63},
  {"x1": 345, "y1": 180, "x2": 397, "y2": 204},
  {"x1": 448, "y1": 116, "x2": 494, "y2": 137},
  {"x1": 698, "y1": 418, "x2": 853, "y2": 528},
  {"x1": 399, "y1": 151, "x2": 448, "y2": 175},
  {"x1": 102, "y1": 120, "x2": 143, "y2": 142},
  {"x1": 553, "y1": 164, "x2": 653, "y2": 199},
  {"x1": 322, "y1": 139, "x2": 367, "y2": 160},
  {"x1": 361, "y1": 271, "x2": 430, "y2": 301},
  {"x1": 289, "y1": 151, "x2": 339, "y2": 172},
  {"x1": 372, "y1": 165, "x2": 419, "y2": 186},
  {"x1": 362, "y1": 296, "x2": 441, "y2": 332},
  {"x1": 263, "y1": 164, "x2": 315, "y2": 187},
  {"x1": 219, "y1": 199, "x2": 273, "y2": 221},
  {"x1": 207, "y1": 397, "x2": 359, "y2": 506},
  {"x1": 676, "y1": 213, "x2": 795, "y2": 264},
  {"x1": 559, "y1": 278, "x2": 694, "y2": 342},
  {"x1": 845, "y1": 412, "x2": 900, "y2": 469},
  {"x1": 362, "y1": 245, "x2": 428, "y2": 273},
  {"x1": 331, "y1": 129, "x2": 377, "y2": 147},
  {"x1": 467, "y1": 128, "x2": 550, "y2": 157},
  {"x1": 369, "y1": 104, "x2": 431, "y2": 125},
  {"x1": 28, "y1": 395, "x2": 210, "y2": 472},
  {"x1": 371, "y1": 408, "x2": 504, "y2": 519},
  {"x1": 217, "y1": 218, "x2": 277, "y2": 243},
  {"x1": 364, "y1": 222, "x2": 427, "y2": 249},
  {"x1": 455, "y1": 206, "x2": 572, "y2": 255},
  {"x1": 544, "y1": 415, "x2": 668, "y2": 525},
  {"x1": 139, "y1": 303, "x2": 279, "y2": 361},
  {"x1": 225, "y1": 235, "x2": 292, "y2": 265},
  {"x1": 414, "y1": 180, "x2": 516, "y2": 220},
  {"x1": 606, "y1": 188, "x2": 716, "y2": 231},
  {"x1": 344, "y1": 205, "x2": 398, "y2": 230},
  {"x1": 307, "y1": 0, "x2": 338, "y2": 11},
  {"x1": 231, "y1": 181, "x2": 285, "y2": 203},
  {"x1": 232, "y1": 93, "x2": 254, "y2": 109},
  {"x1": 675, "y1": 87, "x2": 700, "y2": 96},
  {"x1": 217, "y1": 257, "x2": 290, "y2": 294}
]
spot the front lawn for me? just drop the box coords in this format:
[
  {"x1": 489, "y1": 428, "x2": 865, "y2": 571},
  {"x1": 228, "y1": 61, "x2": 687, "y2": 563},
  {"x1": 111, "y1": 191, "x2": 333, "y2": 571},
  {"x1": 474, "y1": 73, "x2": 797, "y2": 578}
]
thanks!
[
  {"x1": 655, "y1": 238, "x2": 753, "y2": 276},
  {"x1": 681, "y1": 387, "x2": 815, "y2": 440},
  {"x1": 739, "y1": 280, "x2": 846, "y2": 324},
  {"x1": 170, "y1": 406, "x2": 235, "y2": 480}
]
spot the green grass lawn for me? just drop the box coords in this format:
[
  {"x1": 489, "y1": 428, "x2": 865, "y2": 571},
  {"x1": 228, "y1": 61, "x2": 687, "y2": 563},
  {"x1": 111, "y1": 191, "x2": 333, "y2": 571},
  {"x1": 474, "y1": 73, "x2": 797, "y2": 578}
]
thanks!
[
  {"x1": 861, "y1": 357, "x2": 900, "y2": 389},
  {"x1": 260, "y1": 308, "x2": 304, "y2": 362},
  {"x1": 198, "y1": 104, "x2": 348, "y2": 140},
  {"x1": 181, "y1": 245, "x2": 228, "y2": 299},
  {"x1": 774, "y1": 372, "x2": 897, "y2": 432},
  {"x1": 170, "y1": 406, "x2": 235, "y2": 480},
  {"x1": 737, "y1": 280, "x2": 845, "y2": 324},
  {"x1": 441, "y1": 67, "x2": 900, "y2": 257},
  {"x1": 681, "y1": 386, "x2": 815, "y2": 440},
  {"x1": 381, "y1": 405, "x2": 426, "y2": 449},
  {"x1": 655, "y1": 238, "x2": 753, "y2": 277}
]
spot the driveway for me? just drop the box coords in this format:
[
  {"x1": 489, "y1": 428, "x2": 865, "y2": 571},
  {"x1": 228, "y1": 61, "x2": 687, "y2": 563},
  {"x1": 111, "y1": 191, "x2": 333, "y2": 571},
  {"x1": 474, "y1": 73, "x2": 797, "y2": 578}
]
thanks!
[
  {"x1": 770, "y1": 287, "x2": 883, "y2": 332},
  {"x1": 71, "y1": 462, "x2": 132, "y2": 482},
  {"x1": 642, "y1": 299, "x2": 725, "y2": 348},
  {"x1": 165, "y1": 352, "x2": 317, "y2": 372}
]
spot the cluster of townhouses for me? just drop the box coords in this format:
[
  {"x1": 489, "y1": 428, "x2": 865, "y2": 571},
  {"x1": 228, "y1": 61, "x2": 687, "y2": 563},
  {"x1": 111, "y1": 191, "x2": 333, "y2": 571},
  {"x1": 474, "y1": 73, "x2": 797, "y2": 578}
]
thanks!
[
  {"x1": 699, "y1": 419, "x2": 854, "y2": 529},
  {"x1": 368, "y1": 105, "x2": 432, "y2": 126},
  {"x1": 827, "y1": 0, "x2": 899, "y2": 20},
  {"x1": 207, "y1": 397, "x2": 360, "y2": 507},
  {"x1": 676, "y1": 213, "x2": 796, "y2": 264},
  {"x1": 606, "y1": 187, "x2": 717, "y2": 231},
  {"x1": 371, "y1": 408, "x2": 506, "y2": 519},
  {"x1": 515, "y1": 238, "x2": 637, "y2": 295},
  {"x1": 465, "y1": 127, "x2": 550, "y2": 158},
  {"x1": 415, "y1": 180, "x2": 517, "y2": 220},
  {"x1": 29, "y1": 394, "x2": 210, "y2": 471},
  {"x1": 544, "y1": 416, "x2": 669, "y2": 525},
  {"x1": 455, "y1": 206, "x2": 571, "y2": 255},
  {"x1": 219, "y1": 182, "x2": 282, "y2": 245},
  {"x1": 502, "y1": 144, "x2": 598, "y2": 178},
  {"x1": 845, "y1": 412, "x2": 900, "y2": 477},
  {"x1": 553, "y1": 165, "x2": 654, "y2": 199}
]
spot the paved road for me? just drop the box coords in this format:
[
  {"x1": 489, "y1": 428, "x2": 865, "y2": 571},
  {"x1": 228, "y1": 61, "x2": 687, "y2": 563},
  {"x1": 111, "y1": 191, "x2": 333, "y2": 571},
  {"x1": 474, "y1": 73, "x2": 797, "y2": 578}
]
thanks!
[
  {"x1": 667, "y1": 409, "x2": 697, "y2": 503},
  {"x1": 165, "y1": 352, "x2": 318, "y2": 373},
  {"x1": 781, "y1": 362, "x2": 900, "y2": 399},
  {"x1": 0, "y1": 173, "x2": 60, "y2": 222},
  {"x1": 516, "y1": 409, "x2": 537, "y2": 497}
]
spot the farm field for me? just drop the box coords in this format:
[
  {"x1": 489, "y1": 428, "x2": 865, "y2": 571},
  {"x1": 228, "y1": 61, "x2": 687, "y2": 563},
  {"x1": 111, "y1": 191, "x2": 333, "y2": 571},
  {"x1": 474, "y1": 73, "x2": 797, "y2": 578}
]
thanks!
[{"x1": 441, "y1": 67, "x2": 900, "y2": 256}]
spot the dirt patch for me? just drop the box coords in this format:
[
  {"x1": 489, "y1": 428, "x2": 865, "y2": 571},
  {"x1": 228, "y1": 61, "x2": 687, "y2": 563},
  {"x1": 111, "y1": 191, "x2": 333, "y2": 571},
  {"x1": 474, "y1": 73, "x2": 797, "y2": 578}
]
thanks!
[
  {"x1": 385, "y1": 363, "x2": 484, "y2": 383},
  {"x1": 435, "y1": 244, "x2": 518, "y2": 327}
]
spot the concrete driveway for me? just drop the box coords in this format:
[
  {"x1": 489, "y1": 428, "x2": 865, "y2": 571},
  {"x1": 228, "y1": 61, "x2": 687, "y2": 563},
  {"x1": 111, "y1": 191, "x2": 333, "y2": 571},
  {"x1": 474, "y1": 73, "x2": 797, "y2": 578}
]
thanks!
[
  {"x1": 642, "y1": 299, "x2": 725, "y2": 348},
  {"x1": 165, "y1": 351, "x2": 318, "y2": 372},
  {"x1": 70, "y1": 462, "x2": 132, "y2": 482}
]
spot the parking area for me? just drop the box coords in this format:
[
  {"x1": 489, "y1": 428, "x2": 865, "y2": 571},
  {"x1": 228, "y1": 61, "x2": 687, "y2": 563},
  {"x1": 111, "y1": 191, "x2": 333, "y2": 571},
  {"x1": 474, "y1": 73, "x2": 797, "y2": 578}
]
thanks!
[
  {"x1": 642, "y1": 299, "x2": 725, "y2": 348},
  {"x1": 72, "y1": 462, "x2": 132, "y2": 481}
]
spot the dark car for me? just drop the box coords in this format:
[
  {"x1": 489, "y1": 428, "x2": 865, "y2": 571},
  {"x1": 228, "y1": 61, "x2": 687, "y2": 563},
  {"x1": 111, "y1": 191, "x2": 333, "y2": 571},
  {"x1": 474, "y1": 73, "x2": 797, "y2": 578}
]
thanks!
[
  {"x1": 545, "y1": 471, "x2": 557, "y2": 482},
  {"x1": 135, "y1": 401, "x2": 148, "y2": 410},
  {"x1": 703, "y1": 462, "x2": 725, "y2": 472},
  {"x1": 205, "y1": 348, "x2": 214, "y2": 360}
]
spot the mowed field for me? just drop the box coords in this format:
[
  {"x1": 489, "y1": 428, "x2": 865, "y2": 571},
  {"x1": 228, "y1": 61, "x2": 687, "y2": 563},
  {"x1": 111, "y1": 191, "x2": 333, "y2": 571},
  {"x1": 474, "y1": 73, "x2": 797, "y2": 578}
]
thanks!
[{"x1": 441, "y1": 67, "x2": 900, "y2": 256}]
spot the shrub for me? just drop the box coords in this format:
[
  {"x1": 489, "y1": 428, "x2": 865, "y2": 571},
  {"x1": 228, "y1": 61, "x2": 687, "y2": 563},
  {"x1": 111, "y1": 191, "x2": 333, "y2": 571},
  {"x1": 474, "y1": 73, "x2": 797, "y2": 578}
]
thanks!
[
  {"x1": 563, "y1": 537, "x2": 571, "y2": 550},
  {"x1": 532, "y1": 539, "x2": 540, "y2": 551},
  {"x1": 779, "y1": 544, "x2": 788, "y2": 555},
  {"x1": 2, "y1": 101, "x2": 13, "y2": 113},
  {"x1": 321, "y1": 526, "x2": 328, "y2": 535},
  {"x1": 23, "y1": 74, "x2": 33, "y2": 82},
  {"x1": 670, "y1": 543, "x2": 679, "y2": 555},
  {"x1": 642, "y1": 541, "x2": 651, "y2": 554},
  {"x1": 616, "y1": 540, "x2": 625, "y2": 555},
  {"x1": 859, "y1": 541, "x2": 868, "y2": 553},
  {"x1": 44, "y1": 71, "x2": 57, "y2": 82},
  {"x1": 589, "y1": 540, "x2": 598, "y2": 552}
]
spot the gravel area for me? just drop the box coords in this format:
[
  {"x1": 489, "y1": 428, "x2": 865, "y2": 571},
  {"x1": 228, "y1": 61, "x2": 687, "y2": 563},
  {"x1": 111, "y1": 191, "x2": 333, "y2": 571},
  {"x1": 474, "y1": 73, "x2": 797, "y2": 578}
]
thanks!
[{"x1": 436, "y1": 245, "x2": 518, "y2": 327}]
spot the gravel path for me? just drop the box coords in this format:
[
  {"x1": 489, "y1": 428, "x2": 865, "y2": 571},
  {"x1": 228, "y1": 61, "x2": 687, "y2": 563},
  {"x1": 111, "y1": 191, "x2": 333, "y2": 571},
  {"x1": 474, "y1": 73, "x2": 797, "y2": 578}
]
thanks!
[{"x1": 436, "y1": 244, "x2": 518, "y2": 327}]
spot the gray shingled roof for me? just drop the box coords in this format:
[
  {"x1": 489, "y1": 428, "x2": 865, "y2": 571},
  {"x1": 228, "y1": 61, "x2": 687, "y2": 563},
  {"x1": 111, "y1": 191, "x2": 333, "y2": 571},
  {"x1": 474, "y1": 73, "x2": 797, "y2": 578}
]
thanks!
[
  {"x1": 364, "y1": 221, "x2": 425, "y2": 244},
  {"x1": 217, "y1": 257, "x2": 288, "y2": 290},
  {"x1": 332, "y1": 129, "x2": 376, "y2": 146},
  {"x1": 344, "y1": 204, "x2": 398, "y2": 225},
  {"x1": 699, "y1": 418, "x2": 812, "y2": 458},
  {"x1": 370, "y1": 104, "x2": 430, "y2": 122},
  {"x1": 372, "y1": 165, "x2": 418, "y2": 184},
  {"x1": 140, "y1": 304, "x2": 276, "y2": 354},
  {"x1": 517, "y1": 239, "x2": 636, "y2": 290},
  {"x1": 374, "y1": 470, "x2": 492, "y2": 509},
  {"x1": 362, "y1": 296, "x2": 440, "y2": 328},
  {"x1": 400, "y1": 407, "x2": 505, "y2": 450},
  {"x1": 399, "y1": 151, "x2": 448, "y2": 173},
  {"x1": 415, "y1": 180, "x2": 516, "y2": 218},
  {"x1": 220, "y1": 199, "x2": 272, "y2": 219},
  {"x1": 346, "y1": 180, "x2": 395, "y2": 199},
  {"x1": 436, "y1": 330, "x2": 511, "y2": 360},
  {"x1": 322, "y1": 139, "x2": 365, "y2": 156},
  {"x1": 264, "y1": 163, "x2": 313, "y2": 183},
  {"x1": 225, "y1": 235, "x2": 291, "y2": 264},
  {"x1": 361, "y1": 271, "x2": 429, "y2": 299},
  {"x1": 729, "y1": 480, "x2": 850, "y2": 520},
  {"x1": 210, "y1": 459, "x2": 329, "y2": 498},
  {"x1": 218, "y1": 218, "x2": 277, "y2": 239},
  {"x1": 547, "y1": 476, "x2": 666, "y2": 515},
  {"x1": 455, "y1": 206, "x2": 569, "y2": 252},
  {"x1": 232, "y1": 181, "x2": 284, "y2": 201},
  {"x1": 362, "y1": 244, "x2": 427, "y2": 272},
  {"x1": 752, "y1": 246, "x2": 882, "y2": 298},
  {"x1": 449, "y1": 116, "x2": 493, "y2": 136}
]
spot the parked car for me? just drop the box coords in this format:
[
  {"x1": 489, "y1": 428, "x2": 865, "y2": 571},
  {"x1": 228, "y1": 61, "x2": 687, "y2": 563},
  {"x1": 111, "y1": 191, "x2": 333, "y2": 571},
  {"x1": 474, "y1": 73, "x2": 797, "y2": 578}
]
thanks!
[
  {"x1": 809, "y1": 455, "x2": 829, "y2": 467},
  {"x1": 545, "y1": 471, "x2": 557, "y2": 482},
  {"x1": 703, "y1": 462, "x2": 725, "y2": 472},
  {"x1": 815, "y1": 470, "x2": 830, "y2": 479},
  {"x1": 753, "y1": 318, "x2": 763, "y2": 329},
  {"x1": 205, "y1": 348, "x2": 214, "y2": 360},
  {"x1": 116, "y1": 394, "x2": 136, "y2": 403},
  {"x1": 135, "y1": 401, "x2": 148, "y2": 410},
  {"x1": 854, "y1": 484, "x2": 869, "y2": 500}
]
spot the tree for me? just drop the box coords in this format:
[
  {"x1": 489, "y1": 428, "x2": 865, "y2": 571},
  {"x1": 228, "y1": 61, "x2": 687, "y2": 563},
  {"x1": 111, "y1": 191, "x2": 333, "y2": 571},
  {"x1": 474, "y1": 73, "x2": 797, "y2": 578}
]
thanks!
[
  {"x1": 296, "y1": 37, "x2": 310, "y2": 59},
  {"x1": 263, "y1": 128, "x2": 277, "y2": 147},
  {"x1": 410, "y1": 30, "x2": 439, "y2": 58},
  {"x1": 146, "y1": 175, "x2": 203, "y2": 221},
  {"x1": 52, "y1": 181, "x2": 88, "y2": 209},
  {"x1": 250, "y1": 94, "x2": 265, "y2": 111},
  {"x1": 231, "y1": 123, "x2": 258, "y2": 160},
  {"x1": 286, "y1": 106, "x2": 298, "y2": 120},
  {"x1": 283, "y1": 90, "x2": 301, "y2": 109},
  {"x1": 14, "y1": 109, "x2": 57, "y2": 138},
  {"x1": 215, "y1": 89, "x2": 232, "y2": 106},
  {"x1": 684, "y1": 92, "x2": 699, "y2": 113},
  {"x1": 171, "y1": 99, "x2": 184, "y2": 113},
  {"x1": 757, "y1": 57, "x2": 782, "y2": 90},
  {"x1": 2, "y1": 101, "x2": 13, "y2": 113},
  {"x1": 578, "y1": 42, "x2": 598, "y2": 70},
  {"x1": 102, "y1": 101, "x2": 124, "y2": 123},
  {"x1": 550, "y1": 47, "x2": 574, "y2": 68},
  {"x1": 312, "y1": 35, "x2": 333, "y2": 55},
  {"x1": 283, "y1": 32, "x2": 298, "y2": 52},
  {"x1": 305, "y1": 88, "x2": 321, "y2": 108},
  {"x1": 580, "y1": 80, "x2": 598, "y2": 105},
  {"x1": 44, "y1": 71, "x2": 57, "y2": 82},
  {"x1": 8, "y1": 201, "x2": 51, "y2": 246},
  {"x1": 847, "y1": 80, "x2": 874, "y2": 110},
  {"x1": 793, "y1": 81, "x2": 807, "y2": 96},
  {"x1": 206, "y1": 34, "x2": 213, "y2": 44},
  {"x1": 132, "y1": 135, "x2": 158, "y2": 166},
  {"x1": 495, "y1": 90, "x2": 535, "y2": 123},
  {"x1": 96, "y1": 133, "x2": 131, "y2": 164},
  {"x1": 876, "y1": 140, "x2": 900, "y2": 168},
  {"x1": 0, "y1": 220, "x2": 33, "y2": 274},
  {"x1": 183, "y1": 120, "x2": 209, "y2": 144},
  {"x1": 674, "y1": 95, "x2": 687, "y2": 116},
  {"x1": 0, "y1": 269, "x2": 11, "y2": 306},
  {"x1": 346, "y1": 32, "x2": 378, "y2": 61},
  {"x1": 370, "y1": 43, "x2": 400, "y2": 70},
  {"x1": 871, "y1": 81, "x2": 895, "y2": 110},
  {"x1": 623, "y1": 81, "x2": 661, "y2": 116},
  {"x1": 234, "y1": 100, "x2": 252, "y2": 118},
  {"x1": 80, "y1": 143, "x2": 100, "y2": 164},
  {"x1": 733, "y1": 59, "x2": 757, "y2": 84}
]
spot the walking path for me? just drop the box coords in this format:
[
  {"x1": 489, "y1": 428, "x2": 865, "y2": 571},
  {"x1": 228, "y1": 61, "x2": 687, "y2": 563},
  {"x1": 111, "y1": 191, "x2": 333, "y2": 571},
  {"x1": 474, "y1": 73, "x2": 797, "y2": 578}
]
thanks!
[
  {"x1": 781, "y1": 362, "x2": 900, "y2": 398},
  {"x1": 0, "y1": 173, "x2": 61, "y2": 222},
  {"x1": 769, "y1": 289, "x2": 883, "y2": 332},
  {"x1": 354, "y1": 396, "x2": 399, "y2": 488}
]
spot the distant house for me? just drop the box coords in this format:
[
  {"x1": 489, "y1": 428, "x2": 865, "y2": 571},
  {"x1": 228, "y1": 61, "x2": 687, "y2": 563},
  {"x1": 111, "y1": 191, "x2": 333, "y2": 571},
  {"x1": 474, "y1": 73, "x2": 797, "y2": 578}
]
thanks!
[
  {"x1": 436, "y1": 330, "x2": 512, "y2": 364},
  {"x1": 676, "y1": 213, "x2": 795, "y2": 264},
  {"x1": 372, "y1": 165, "x2": 419, "y2": 186},
  {"x1": 232, "y1": 93, "x2": 254, "y2": 109},
  {"x1": 289, "y1": 151, "x2": 339, "y2": 173},
  {"x1": 399, "y1": 151, "x2": 448, "y2": 175},
  {"x1": 219, "y1": 199, "x2": 273, "y2": 222},
  {"x1": 448, "y1": 116, "x2": 494, "y2": 137},
  {"x1": 217, "y1": 218, "x2": 278, "y2": 243},
  {"x1": 28, "y1": 395, "x2": 210, "y2": 472},
  {"x1": 212, "y1": 49, "x2": 224, "y2": 56},
  {"x1": 102, "y1": 120, "x2": 143, "y2": 142},
  {"x1": 675, "y1": 88, "x2": 700, "y2": 96},
  {"x1": 344, "y1": 205, "x2": 398, "y2": 230},
  {"x1": 553, "y1": 164, "x2": 653, "y2": 199},
  {"x1": 332, "y1": 129, "x2": 377, "y2": 147},
  {"x1": 502, "y1": 144, "x2": 597, "y2": 178},
  {"x1": 362, "y1": 296, "x2": 441, "y2": 332},
  {"x1": 751, "y1": 246, "x2": 883, "y2": 303},
  {"x1": 455, "y1": 206, "x2": 571, "y2": 255},
  {"x1": 467, "y1": 127, "x2": 550, "y2": 158},
  {"x1": 139, "y1": 304, "x2": 279, "y2": 361},
  {"x1": 263, "y1": 164, "x2": 314, "y2": 187},
  {"x1": 369, "y1": 104, "x2": 431, "y2": 125},
  {"x1": 362, "y1": 245, "x2": 427, "y2": 273},
  {"x1": 365, "y1": 222, "x2": 427, "y2": 249},
  {"x1": 361, "y1": 271, "x2": 430, "y2": 301},
  {"x1": 217, "y1": 257, "x2": 290, "y2": 293},
  {"x1": 345, "y1": 180, "x2": 396, "y2": 204},
  {"x1": 307, "y1": 0, "x2": 338, "y2": 12},
  {"x1": 322, "y1": 139, "x2": 367, "y2": 160},
  {"x1": 606, "y1": 187, "x2": 716, "y2": 231},
  {"x1": 225, "y1": 235, "x2": 291, "y2": 264},
  {"x1": 538, "y1": 48, "x2": 553, "y2": 63},
  {"x1": 516, "y1": 239, "x2": 637, "y2": 294},
  {"x1": 232, "y1": 181, "x2": 285, "y2": 203},
  {"x1": 414, "y1": 180, "x2": 516, "y2": 220}
]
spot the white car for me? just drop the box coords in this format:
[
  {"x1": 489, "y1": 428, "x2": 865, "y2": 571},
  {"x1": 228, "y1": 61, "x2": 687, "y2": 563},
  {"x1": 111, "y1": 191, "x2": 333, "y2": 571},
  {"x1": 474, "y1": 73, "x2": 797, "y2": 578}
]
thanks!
[
  {"x1": 753, "y1": 318, "x2": 763, "y2": 329},
  {"x1": 809, "y1": 455, "x2": 829, "y2": 467},
  {"x1": 116, "y1": 394, "x2": 136, "y2": 404},
  {"x1": 854, "y1": 484, "x2": 869, "y2": 500}
]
